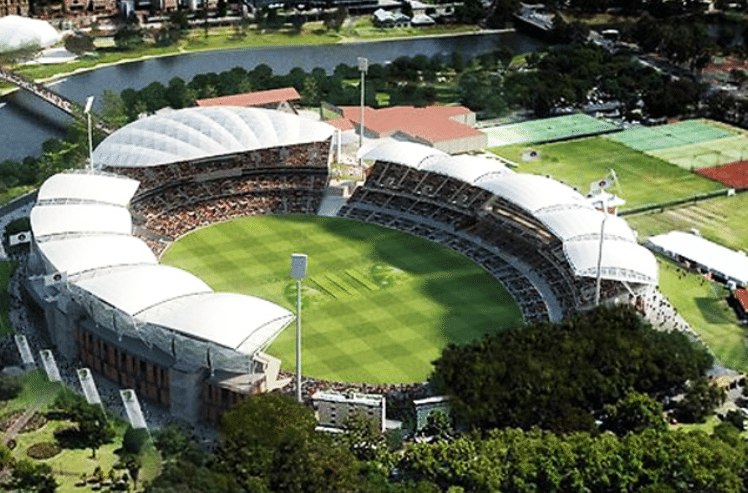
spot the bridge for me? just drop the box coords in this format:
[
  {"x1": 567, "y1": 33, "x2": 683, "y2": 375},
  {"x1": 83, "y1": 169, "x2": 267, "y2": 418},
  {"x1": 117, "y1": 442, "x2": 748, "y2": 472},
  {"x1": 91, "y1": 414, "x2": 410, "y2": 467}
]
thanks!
[{"x1": 0, "y1": 65, "x2": 116, "y2": 135}]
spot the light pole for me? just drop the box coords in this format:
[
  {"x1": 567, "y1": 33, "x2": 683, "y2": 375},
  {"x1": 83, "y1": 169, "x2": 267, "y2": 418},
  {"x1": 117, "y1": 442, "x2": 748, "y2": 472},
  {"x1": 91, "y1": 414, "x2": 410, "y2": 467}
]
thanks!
[
  {"x1": 594, "y1": 198, "x2": 608, "y2": 306},
  {"x1": 84, "y1": 96, "x2": 94, "y2": 170},
  {"x1": 358, "y1": 57, "x2": 368, "y2": 151},
  {"x1": 291, "y1": 253, "x2": 307, "y2": 402}
]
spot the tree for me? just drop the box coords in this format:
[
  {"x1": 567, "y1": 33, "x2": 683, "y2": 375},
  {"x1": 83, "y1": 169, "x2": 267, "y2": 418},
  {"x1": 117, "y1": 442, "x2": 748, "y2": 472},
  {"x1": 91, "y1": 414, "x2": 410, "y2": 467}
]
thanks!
[
  {"x1": 601, "y1": 392, "x2": 668, "y2": 436},
  {"x1": 676, "y1": 377, "x2": 726, "y2": 423},
  {"x1": 99, "y1": 89, "x2": 128, "y2": 129},
  {"x1": 64, "y1": 33, "x2": 94, "y2": 56},
  {"x1": 216, "y1": 393, "x2": 358, "y2": 493},
  {"x1": 342, "y1": 410, "x2": 387, "y2": 462},
  {"x1": 9, "y1": 459, "x2": 58, "y2": 493}
]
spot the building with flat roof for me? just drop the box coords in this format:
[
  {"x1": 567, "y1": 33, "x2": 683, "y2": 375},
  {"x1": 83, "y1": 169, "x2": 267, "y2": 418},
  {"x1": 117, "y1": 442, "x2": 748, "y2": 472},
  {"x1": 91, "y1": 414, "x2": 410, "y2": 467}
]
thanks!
[
  {"x1": 312, "y1": 389, "x2": 386, "y2": 432},
  {"x1": 331, "y1": 105, "x2": 487, "y2": 154}
]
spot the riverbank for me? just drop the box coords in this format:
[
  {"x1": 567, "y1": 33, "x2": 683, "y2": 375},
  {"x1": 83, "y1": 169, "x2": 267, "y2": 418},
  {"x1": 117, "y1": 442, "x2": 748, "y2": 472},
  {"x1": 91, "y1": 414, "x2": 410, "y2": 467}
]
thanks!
[{"x1": 0, "y1": 23, "x2": 512, "y2": 95}]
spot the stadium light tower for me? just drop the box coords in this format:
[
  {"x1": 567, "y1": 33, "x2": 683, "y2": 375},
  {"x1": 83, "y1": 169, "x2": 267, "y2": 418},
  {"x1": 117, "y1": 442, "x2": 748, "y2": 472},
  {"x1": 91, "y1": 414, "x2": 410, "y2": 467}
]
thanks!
[
  {"x1": 594, "y1": 198, "x2": 608, "y2": 306},
  {"x1": 84, "y1": 96, "x2": 95, "y2": 171},
  {"x1": 291, "y1": 253, "x2": 307, "y2": 403},
  {"x1": 358, "y1": 57, "x2": 368, "y2": 151}
]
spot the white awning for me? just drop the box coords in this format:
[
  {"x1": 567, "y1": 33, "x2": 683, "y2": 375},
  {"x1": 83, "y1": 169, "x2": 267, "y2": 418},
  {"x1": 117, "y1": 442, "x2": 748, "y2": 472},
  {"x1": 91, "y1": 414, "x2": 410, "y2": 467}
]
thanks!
[
  {"x1": 138, "y1": 292, "x2": 294, "y2": 354},
  {"x1": 37, "y1": 236, "x2": 157, "y2": 277},
  {"x1": 31, "y1": 204, "x2": 132, "y2": 238},
  {"x1": 37, "y1": 172, "x2": 140, "y2": 206},
  {"x1": 647, "y1": 231, "x2": 748, "y2": 285}
]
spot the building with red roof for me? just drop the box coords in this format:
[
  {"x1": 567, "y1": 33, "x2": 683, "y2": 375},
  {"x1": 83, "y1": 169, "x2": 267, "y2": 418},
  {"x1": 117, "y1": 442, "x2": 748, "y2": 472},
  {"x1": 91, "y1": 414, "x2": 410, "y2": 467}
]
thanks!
[
  {"x1": 195, "y1": 87, "x2": 301, "y2": 114},
  {"x1": 335, "y1": 105, "x2": 487, "y2": 154}
]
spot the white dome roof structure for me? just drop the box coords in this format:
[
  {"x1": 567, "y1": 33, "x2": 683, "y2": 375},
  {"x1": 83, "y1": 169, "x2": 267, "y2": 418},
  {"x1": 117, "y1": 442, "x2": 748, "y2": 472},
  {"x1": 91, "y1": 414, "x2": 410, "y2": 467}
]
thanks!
[
  {"x1": 93, "y1": 106, "x2": 336, "y2": 169},
  {"x1": 0, "y1": 16, "x2": 61, "y2": 53}
]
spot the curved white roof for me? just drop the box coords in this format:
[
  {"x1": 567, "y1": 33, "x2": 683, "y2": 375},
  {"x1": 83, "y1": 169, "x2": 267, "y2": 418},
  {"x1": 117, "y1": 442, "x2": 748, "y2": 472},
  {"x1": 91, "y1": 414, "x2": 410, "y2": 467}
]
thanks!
[
  {"x1": 536, "y1": 208, "x2": 636, "y2": 243},
  {"x1": 37, "y1": 236, "x2": 157, "y2": 277},
  {"x1": 92, "y1": 107, "x2": 336, "y2": 168},
  {"x1": 0, "y1": 15, "x2": 61, "y2": 53},
  {"x1": 478, "y1": 173, "x2": 592, "y2": 214},
  {"x1": 564, "y1": 239, "x2": 658, "y2": 284},
  {"x1": 139, "y1": 292, "x2": 293, "y2": 354},
  {"x1": 421, "y1": 154, "x2": 512, "y2": 184},
  {"x1": 648, "y1": 231, "x2": 748, "y2": 285},
  {"x1": 37, "y1": 172, "x2": 140, "y2": 206},
  {"x1": 31, "y1": 204, "x2": 131, "y2": 238},
  {"x1": 358, "y1": 141, "x2": 446, "y2": 168},
  {"x1": 74, "y1": 264, "x2": 212, "y2": 316}
]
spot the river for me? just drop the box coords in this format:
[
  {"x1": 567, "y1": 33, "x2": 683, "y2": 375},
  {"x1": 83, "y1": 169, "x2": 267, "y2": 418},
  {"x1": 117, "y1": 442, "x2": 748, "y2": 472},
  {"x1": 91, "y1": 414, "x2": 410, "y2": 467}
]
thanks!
[{"x1": 0, "y1": 31, "x2": 545, "y2": 161}]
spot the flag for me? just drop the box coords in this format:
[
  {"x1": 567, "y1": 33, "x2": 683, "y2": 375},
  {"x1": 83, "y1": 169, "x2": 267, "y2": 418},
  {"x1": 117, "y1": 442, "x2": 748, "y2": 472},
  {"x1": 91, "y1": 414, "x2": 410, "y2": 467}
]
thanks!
[{"x1": 9, "y1": 231, "x2": 31, "y2": 246}]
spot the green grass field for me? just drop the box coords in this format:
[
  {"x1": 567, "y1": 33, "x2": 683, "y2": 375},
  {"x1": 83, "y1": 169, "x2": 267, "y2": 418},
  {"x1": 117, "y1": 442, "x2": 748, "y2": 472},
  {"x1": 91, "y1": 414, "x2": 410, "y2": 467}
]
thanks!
[
  {"x1": 160, "y1": 214, "x2": 523, "y2": 384},
  {"x1": 489, "y1": 137, "x2": 724, "y2": 211},
  {"x1": 627, "y1": 191, "x2": 748, "y2": 252},
  {"x1": 482, "y1": 113, "x2": 620, "y2": 147},
  {"x1": 605, "y1": 119, "x2": 737, "y2": 151},
  {"x1": 656, "y1": 257, "x2": 748, "y2": 373}
]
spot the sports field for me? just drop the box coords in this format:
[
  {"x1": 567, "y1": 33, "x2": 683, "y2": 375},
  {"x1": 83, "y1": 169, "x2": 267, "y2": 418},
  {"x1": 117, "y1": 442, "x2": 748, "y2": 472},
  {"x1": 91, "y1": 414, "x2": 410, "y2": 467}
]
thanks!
[
  {"x1": 481, "y1": 113, "x2": 620, "y2": 147},
  {"x1": 626, "y1": 191, "x2": 748, "y2": 253},
  {"x1": 160, "y1": 215, "x2": 523, "y2": 384},
  {"x1": 605, "y1": 119, "x2": 746, "y2": 169},
  {"x1": 696, "y1": 160, "x2": 748, "y2": 188},
  {"x1": 490, "y1": 137, "x2": 724, "y2": 210}
]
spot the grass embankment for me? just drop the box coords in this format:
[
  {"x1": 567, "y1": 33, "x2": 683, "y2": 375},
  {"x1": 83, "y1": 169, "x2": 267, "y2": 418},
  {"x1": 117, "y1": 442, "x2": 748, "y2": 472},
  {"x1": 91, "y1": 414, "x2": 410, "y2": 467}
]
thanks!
[
  {"x1": 656, "y1": 257, "x2": 748, "y2": 373},
  {"x1": 1, "y1": 371, "x2": 161, "y2": 492},
  {"x1": 0, "y1": 261, "x2": 16, "y2": 336},
  {"x1": 160, "y1": 215, "x2": 523, "y2": 384},
  {"x1": 490, "y1": 137, "x2": 724, "y2": 211}
]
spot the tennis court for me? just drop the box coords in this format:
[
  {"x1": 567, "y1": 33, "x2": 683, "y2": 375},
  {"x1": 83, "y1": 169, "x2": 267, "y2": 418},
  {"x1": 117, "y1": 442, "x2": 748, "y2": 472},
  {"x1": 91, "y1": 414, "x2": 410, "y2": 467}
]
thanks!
[
  {"x1": 649, "y1": 135, "x2": 748, "y2": 169},
  {"x1": 605, "y1": 119, "x2": 736, "y2": 152},
  {"x1": 482, "y1": 113, "x2": 621, "y2": 147}
]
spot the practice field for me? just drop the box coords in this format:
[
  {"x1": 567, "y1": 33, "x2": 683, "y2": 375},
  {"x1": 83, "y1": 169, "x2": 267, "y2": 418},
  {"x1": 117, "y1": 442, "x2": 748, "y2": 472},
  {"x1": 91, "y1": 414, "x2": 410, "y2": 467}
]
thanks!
[
  {"x1": 481, "y1": 113, "x2": 620, "y2": 147},
  {"x1": 626, "y1": 191, "x2": 748, "y2": 253},
  {"x1": 696, "y1": 161, "x2": 748, "y2": 188},
  {"x1": 490, "y1": 137, "x2": 724, "y2": 211},
  {"x1": 160, "y1": 215, "x2": 523, "y2": 384}
]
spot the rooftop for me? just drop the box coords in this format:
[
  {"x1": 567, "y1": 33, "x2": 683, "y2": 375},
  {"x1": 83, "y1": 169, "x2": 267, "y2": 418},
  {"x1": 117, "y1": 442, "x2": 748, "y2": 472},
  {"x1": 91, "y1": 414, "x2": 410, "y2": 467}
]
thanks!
[{"x1": 195, "y1": 87, "x2": 301, "y2": 108}]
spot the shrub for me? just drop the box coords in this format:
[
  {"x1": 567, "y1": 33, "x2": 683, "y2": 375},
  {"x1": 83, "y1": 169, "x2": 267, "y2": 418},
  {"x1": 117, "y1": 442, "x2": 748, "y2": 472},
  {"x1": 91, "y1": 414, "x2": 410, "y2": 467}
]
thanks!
[
  {"x1": 27, "y1": 442, "x2": 62, "y2": 460},
  {"x1": 122, "y1": 425, "x2": 149, "y2": 455}
]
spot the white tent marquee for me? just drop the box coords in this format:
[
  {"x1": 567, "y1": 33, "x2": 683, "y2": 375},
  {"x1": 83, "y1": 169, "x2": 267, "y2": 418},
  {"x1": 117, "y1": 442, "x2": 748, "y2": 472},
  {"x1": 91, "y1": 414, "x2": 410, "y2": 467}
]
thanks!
[{"x1": 0, "y1": 16, "x2": 61, "y2": 53}]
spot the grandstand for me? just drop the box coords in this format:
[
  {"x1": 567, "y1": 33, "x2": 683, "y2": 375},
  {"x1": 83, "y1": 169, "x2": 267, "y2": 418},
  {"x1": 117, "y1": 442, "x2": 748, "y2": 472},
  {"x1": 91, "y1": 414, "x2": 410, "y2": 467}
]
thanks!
[
  {"x1": 340, "y1": 141, "x2": 657, "y2": 322},
  {"x1": 24, "y1": 107, "x2": 658, "y2": 425},
  {"x1": 25, "y1": 107, "x2": 336, "y2": 424}
]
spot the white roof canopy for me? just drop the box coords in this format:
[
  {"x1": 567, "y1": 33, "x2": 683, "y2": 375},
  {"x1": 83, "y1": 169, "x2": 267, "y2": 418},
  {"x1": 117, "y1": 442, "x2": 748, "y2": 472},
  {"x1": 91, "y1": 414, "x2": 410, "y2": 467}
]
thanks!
[
  {"x1": 31, "y1": 204, "x2": 132, "y2": 238},
  {"x1": 0, "y1": 15, "x2": 61, "y2": 53},
  {"x1": 564, "y1": 239, "x2": 658, "y2": 284},
  {"x1": 647, "y1": 231, "x2": 748, "y2": 285},
  {"x1": 479, "y1": 174, "x2": 591, "y2": 215},
  {"x1": 37, "y1": 236, "x2": 157, "y2": 277},
  {"x1": 421, "y1": 154, "x2": 512, "y2": 184},
  {"x1": 536, "y1": 208, "x2": 636, "y2": 242},
  {"x1": 73, "y1": 264, "x2": 212, "y2": 316},
  {"x1": 138, "y1": 292, "x2": 294, "y2": 354},
  {"x1": 358, "y1": 140, "x2": 446, "y2": 168},
  {"x1": 93, "y1": 107, "x2": 335, "y2": 169},
  {"x1": 37, "y1": 172, "x2": 140, "y2": 206}
]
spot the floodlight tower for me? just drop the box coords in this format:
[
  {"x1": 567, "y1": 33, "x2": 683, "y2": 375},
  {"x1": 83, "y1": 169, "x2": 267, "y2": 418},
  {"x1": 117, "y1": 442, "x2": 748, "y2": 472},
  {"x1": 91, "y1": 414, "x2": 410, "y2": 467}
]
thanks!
[
  {"x1": 594, "y1": 198, "x2": 608, "y2": 306},
  {"x1": 358, "y1": 57, "x2": 368, "y2": 151},
  {"x1": 291, "y1": 253, "x2": 307, "y2": 403},
  {"x1": 84, "y1": 96, "x2": 95, "y2": 170}
]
